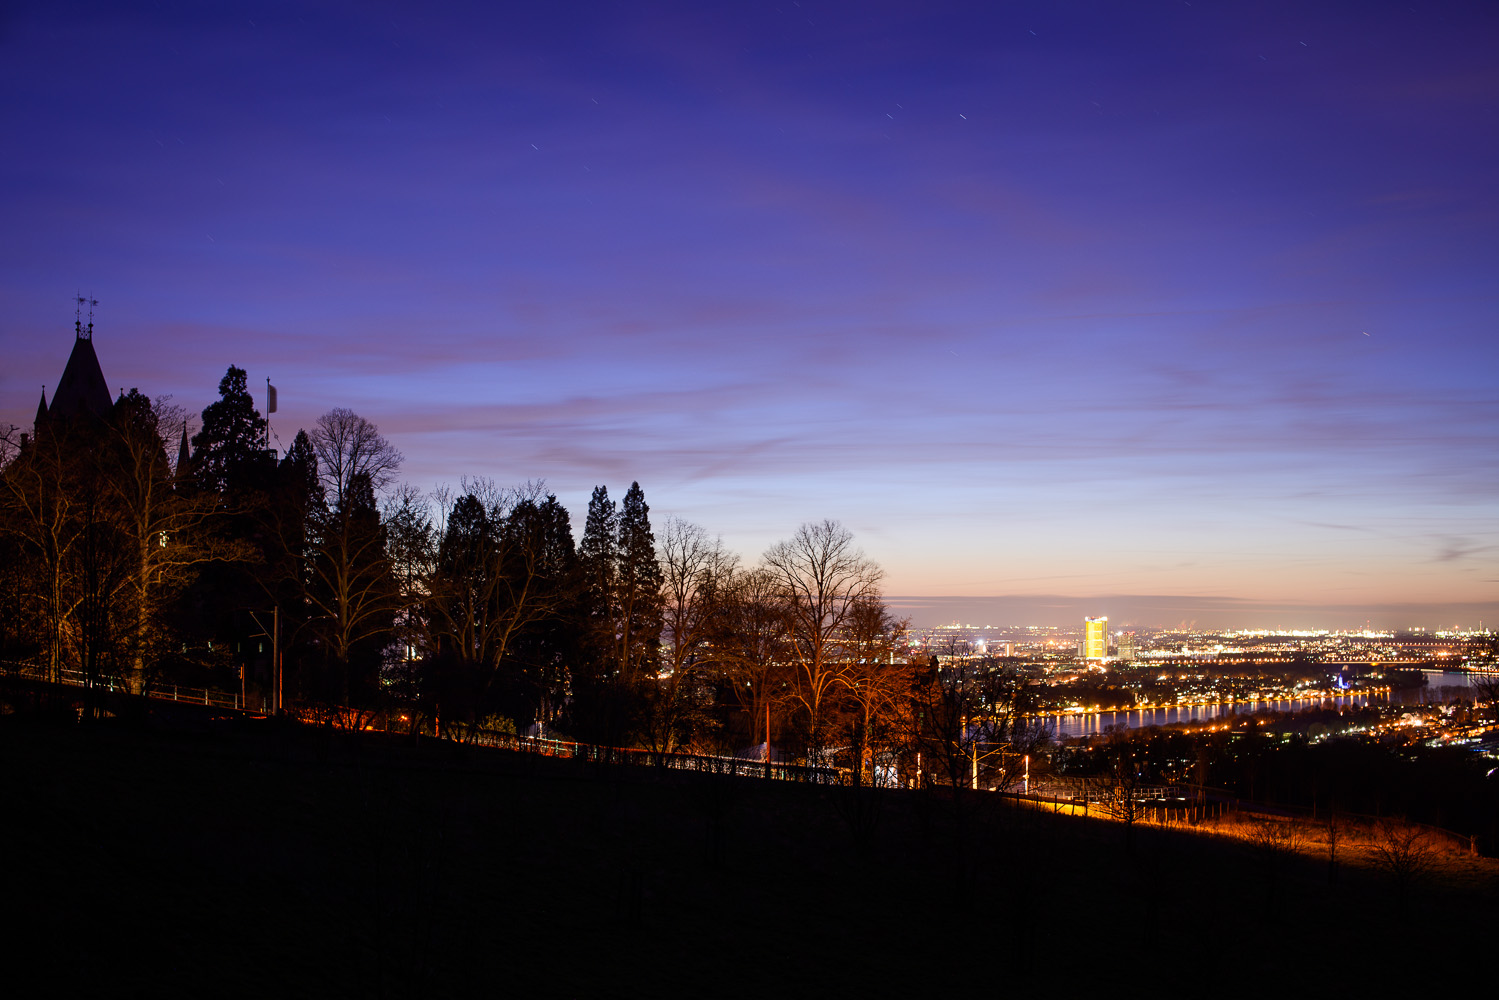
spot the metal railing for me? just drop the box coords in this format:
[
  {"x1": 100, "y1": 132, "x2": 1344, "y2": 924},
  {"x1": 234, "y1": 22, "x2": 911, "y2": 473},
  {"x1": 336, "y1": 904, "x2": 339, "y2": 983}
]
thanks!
[
  {"x1": 0, "y1": 659, "x2": 243, "y2": 711},
  {"x1": 464, "y1": 727, "x2": 842, "y2": 784}
]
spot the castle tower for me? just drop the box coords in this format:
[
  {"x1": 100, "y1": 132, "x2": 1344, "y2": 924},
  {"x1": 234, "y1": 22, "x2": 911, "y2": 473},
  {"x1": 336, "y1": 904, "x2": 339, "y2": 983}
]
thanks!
[{"x1": 43, "y1": 299, "x2": 112, "y2": 423}]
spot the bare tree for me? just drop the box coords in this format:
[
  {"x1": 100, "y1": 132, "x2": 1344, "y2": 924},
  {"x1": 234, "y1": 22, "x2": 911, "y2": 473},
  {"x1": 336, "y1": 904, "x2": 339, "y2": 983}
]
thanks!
[
  {"x1": 72, "y1": 472, "x2": 128, "y2": 711},
  {"x1": 659, "y1": 517, "x2": 737, "y2": 677},
  {"x1": 1082, "y1": 725, "x2": 1149, "y2": 852},
  {"x1": 1325, "y1": 808, "x2": 1345, "y2": 886},
  {"x1": 908, "y1": 654, "x2": 1041, "y2": 794},
  {"x1": 762, "y1": 520, "x2": 882, "y2": 749},
  {"x1": 0, "y1": 423, "x2": 18, "y2": 467},
  {"x1": 1369, "y1": 818, "x2": 1436, "y2": 919},
  {"x1": 837, "y1": 596, "x2": 911, "y2": 786},
  {"x1": 1, "y1": 395, "x2": 250, "y2": 695},
  {"x1": 310, "y1": 407, "x2": 403, "y2": 512},
  {"x1": 638, "y1": 517, "x2": 737, "y2": 756},
  {"x1": 302, "y1": 409, "x2": 404, "y2": 705},
  {"x1": 425, "y1": 482, "x2": 570, "y2": 739},
  {"x1": 0, "y1": 419, "x2": 88, "y2": 681},
  {"x1": 306, "y1": 471, "x2": 397, "y2": 706},
  {"x1": 1246, "y1": 817, "x2": 1310, "y2": 910},
  {"x1": 104, "y1": 394, "x2": 254, "y2": 693},
  {"x1": 427, "y1": 483, "x2": 524, "y2": 672},
  {"x1": 715, "y1": 565, "x2": 791, "y2": 757},
  {"x1": 907, "y1": 656, "x2": 978, "y2": 791}
]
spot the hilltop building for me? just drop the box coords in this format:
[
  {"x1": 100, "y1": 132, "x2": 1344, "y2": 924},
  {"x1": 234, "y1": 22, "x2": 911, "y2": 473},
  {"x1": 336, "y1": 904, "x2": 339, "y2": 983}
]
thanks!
[
  {"x1": 20, "y1": 308, "x2": 119, "y2": 458},
  {"x1": 34, "y1": 310, "x2": 113, "y2": 430}
]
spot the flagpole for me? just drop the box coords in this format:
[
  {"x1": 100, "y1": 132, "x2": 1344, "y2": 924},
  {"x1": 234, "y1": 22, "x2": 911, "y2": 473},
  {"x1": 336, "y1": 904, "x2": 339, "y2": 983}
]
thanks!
[{"x1": 265, "y1": 377, "x2": 278, "y2": 455}]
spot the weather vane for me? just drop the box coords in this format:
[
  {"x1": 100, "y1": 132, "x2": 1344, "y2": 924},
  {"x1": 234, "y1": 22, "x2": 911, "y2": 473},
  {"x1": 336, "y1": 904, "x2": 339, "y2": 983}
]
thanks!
[{"x1": 74, "y1": 293, "x2": 98, "y2": 339}]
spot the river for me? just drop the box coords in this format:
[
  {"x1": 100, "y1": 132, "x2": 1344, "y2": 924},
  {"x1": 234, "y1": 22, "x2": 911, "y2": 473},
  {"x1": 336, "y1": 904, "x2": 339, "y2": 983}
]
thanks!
[
  {"x1": 1042, "y1": 691, "x2": 1380, "y2": 740},
  {"x1": 1042, "y1": 668, "x2": 1490, "y2": 739}
]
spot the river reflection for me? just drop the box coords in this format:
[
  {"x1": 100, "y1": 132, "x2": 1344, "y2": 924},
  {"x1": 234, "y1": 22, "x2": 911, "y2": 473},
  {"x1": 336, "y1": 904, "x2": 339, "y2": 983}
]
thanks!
[
  {"x1": 1043, "y1": 692, "x2": 1380, "y2": 740},
  {"x1": 1391, "y1": 669, "x2": 1486, "y2": 705},
  {"x1": 1040, "y1": 669, "x2": 1492, "y2": 739}
]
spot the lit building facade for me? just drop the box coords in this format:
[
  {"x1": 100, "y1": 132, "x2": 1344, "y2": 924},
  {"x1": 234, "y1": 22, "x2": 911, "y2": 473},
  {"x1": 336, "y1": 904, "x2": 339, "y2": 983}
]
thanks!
[{"x1": 1084, "y1": 616, "x2": 1109, "y2": 662}]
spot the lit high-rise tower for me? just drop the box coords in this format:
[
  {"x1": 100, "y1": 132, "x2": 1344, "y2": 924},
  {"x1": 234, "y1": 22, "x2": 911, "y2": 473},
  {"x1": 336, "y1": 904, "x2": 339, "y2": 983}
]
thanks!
[{"x1": 1083, "y1": 616, "x2": 1109, "y2": 662}]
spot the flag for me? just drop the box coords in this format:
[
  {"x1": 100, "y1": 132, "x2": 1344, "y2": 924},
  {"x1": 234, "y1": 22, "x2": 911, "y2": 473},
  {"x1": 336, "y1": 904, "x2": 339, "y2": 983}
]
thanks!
[{"x1": 267, "y1": 382, "x2": 278, "y2": 414}]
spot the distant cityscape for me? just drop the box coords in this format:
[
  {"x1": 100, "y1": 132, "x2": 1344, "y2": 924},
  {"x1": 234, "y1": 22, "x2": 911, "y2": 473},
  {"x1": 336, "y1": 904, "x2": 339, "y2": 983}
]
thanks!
[
  {"x1": 908, "y1": 617, "x2": 1498, "y2": 747},
  {"x1": 909, "y1": 618, "x2": 1495, "y2": 661}
]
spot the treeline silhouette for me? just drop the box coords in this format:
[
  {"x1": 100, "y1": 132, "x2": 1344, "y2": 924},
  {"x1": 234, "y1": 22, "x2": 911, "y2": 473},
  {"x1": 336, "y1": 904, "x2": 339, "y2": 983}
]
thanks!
[
  {"x1": 1054, "y1": 714, "x2": 1499, "y2": 852},
  {"x1": 1, "y1": 365, "x2": 1046, "y2": 776}
]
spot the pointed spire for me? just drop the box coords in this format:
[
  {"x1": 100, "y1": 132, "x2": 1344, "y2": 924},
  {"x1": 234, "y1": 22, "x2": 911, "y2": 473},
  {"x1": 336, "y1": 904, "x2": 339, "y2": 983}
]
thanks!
[
  {"x1": 50, "y1": 318, "x2": 111, "y2": 422},
  {"x1": 35, "y1": 387, "x2": 48, "y2": 427},
  {"x1": 177, "y1": 422, "x2": 192, "y2": 476}
]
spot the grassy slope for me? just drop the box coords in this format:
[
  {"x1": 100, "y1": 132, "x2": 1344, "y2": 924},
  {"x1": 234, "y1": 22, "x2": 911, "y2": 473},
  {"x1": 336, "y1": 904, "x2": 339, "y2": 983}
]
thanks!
[{"x1": 1, "y1": 714, "x2": 1493, "y2": 997}]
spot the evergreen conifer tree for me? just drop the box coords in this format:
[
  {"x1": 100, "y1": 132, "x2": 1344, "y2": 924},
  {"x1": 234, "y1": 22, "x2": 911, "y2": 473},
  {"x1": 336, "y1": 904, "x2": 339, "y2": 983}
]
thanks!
[
  {"x1": 617, "y1": 481, "x2": 664, "y2": 682},
  {"x1": 261, "y1": 429, "x2": 324, "y2": 697},
  {"x1": 279, "y1": 430, "x2": 322, "y2": 517},
  {"x1": 522, "y1": 494, "x2": 581, "y2": 724},
  {"x1": 578, "y1": 485, "x2": 618, "y2": 663},
  {"x1": 191, "y1": 366, "x2": 269, "y2": 496},
  {"x1": 569, "y1": 486, "x2": 621, "y2": 742}
]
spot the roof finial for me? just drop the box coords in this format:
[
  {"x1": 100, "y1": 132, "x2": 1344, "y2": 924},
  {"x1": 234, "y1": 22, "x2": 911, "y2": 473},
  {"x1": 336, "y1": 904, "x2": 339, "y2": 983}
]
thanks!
[{"x1": 73, "y1": 294, "x2": 97, "y2": 339}]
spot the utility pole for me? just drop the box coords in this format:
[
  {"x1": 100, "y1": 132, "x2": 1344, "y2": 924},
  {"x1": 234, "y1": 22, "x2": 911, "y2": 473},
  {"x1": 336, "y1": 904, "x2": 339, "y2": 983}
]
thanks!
[
  {"x1": 273, "y1": 604, "x2": 281, "y2": 714},
  {"x1": 248, "y1": 607, "x2": 282, "y2": 715},
  {"x1": 763, "y1": 699, "x2": 771, "y2": 779}
]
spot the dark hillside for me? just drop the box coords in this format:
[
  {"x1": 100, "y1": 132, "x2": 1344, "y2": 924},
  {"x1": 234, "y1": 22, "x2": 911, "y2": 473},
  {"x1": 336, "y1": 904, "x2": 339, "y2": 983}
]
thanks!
[{"x1": 2, "y1": 715, "x2": 1492, "y2": 997}]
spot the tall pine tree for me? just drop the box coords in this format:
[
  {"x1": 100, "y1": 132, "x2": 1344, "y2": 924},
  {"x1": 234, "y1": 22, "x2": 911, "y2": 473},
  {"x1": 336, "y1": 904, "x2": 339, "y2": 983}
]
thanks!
[
  {"x1": 505, "y1": 493, "x2": 580, "y2": 726},
  {"x1": 186, "y1": 366, "x2": 273, "y2": 696},
  {"x1": 567, "y1": 482, "x2": 665, "y2": 744},
  {"x1": 577, "y1": 485, "x2": 618, "y2": 673},
  {"x1": 570, "y1": 485, "x2": 621, "y2": 743},
  {"x1": 617, "y1": 481, "x2": 663, "y2": 683},
  {"x1": 191, "y1": 366, "x2": 269, "y2": 496}
]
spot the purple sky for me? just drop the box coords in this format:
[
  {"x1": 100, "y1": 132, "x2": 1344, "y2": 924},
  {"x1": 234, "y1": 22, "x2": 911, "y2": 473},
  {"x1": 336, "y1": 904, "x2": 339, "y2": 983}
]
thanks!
[{"x1": 3, "y1": 1, "x2": 1496, "y2": 628}]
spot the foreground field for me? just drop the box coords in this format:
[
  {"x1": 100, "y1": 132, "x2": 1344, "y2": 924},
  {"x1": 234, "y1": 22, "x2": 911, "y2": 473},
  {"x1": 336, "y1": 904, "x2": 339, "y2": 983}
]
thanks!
[{"x1": 2, "y1": 712, "x2": 1493, "y2": 997}]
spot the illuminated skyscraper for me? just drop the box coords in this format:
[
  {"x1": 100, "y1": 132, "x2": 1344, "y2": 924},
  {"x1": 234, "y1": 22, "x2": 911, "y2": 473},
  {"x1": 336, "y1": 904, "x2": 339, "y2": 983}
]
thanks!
[{"x1": 1083, "y1": 616, "x2": 1108, "y2": 662}]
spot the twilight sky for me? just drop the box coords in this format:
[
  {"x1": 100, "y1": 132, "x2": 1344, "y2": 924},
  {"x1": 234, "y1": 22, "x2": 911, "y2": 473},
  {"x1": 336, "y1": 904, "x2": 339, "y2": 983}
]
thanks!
[{"x1": 2, "y1": 1, "x2": 1496, "y2": 629}]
